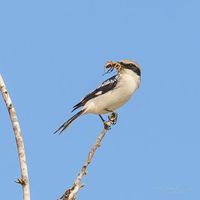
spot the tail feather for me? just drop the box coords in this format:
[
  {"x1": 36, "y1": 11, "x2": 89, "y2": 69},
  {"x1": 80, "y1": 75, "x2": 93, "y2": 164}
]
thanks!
[{"x1": 54, "y1": 109, "x2": 85, "y2": 134}]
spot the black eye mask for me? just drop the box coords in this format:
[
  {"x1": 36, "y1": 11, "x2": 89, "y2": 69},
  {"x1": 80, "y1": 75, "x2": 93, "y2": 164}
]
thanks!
[{"x1": 119, "y1": 62, "x2": 141, "y2": 76}]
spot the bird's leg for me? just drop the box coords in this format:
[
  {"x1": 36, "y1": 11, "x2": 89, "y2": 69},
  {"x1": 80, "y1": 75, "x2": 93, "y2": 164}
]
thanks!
[
  {"x1": 99, "y1": 114, "x2": 105, "y2": 122},
  {"x1": 99, "y1": 114, "x2": 111, "y2": 130}
]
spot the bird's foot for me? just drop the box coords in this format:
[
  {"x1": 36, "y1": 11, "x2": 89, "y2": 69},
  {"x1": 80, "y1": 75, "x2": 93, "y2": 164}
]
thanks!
[
  {"x1": 108, "y1": 112, "x2": 118, "y2": 125},
  {"x1": 100, "y1": 112, "x2": 118, "y2": 130},
  {"x1": 103, "y1": 121, "x2": 112, "y2": 130}
]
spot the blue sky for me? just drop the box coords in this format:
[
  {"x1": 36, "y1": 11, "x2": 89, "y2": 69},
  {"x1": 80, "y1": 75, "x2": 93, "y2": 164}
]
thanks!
[{"x1": 0, "y1": 0, "x2": 200, "y2": 199}]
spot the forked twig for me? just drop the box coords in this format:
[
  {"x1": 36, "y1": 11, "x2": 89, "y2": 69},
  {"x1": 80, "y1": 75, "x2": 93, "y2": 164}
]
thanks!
[{"x1": 0, "y1": 74, "x2": 30, "y2": 200}]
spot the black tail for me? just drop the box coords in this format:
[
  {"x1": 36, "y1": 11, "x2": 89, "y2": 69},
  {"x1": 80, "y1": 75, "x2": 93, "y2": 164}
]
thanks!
[{"x1": 54, "y1": 109, "x2": 85, "y2": 134}]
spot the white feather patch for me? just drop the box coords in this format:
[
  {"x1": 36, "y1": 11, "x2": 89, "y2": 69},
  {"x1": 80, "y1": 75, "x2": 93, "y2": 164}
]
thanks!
[{"x1": 95, "y1": 91, "x2": 103, "y2": 95}]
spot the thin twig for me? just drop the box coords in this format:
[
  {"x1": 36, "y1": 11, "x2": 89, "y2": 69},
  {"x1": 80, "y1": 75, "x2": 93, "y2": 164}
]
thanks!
[
  {"x1": 0, "y1": 74, "x2": 30, "y2": 200},
  {"x1": 58, "y1": 121, "x2": 113, "y2": 200}
]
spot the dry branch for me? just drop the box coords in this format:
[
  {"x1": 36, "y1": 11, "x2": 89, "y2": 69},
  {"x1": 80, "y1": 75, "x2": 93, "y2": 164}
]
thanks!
[
  {"x1": 0, "y1": 74, "x2": 30, "y2": 200},
  {"x1": 58, "y1": 119, "x2": 115, "y2": 200}
]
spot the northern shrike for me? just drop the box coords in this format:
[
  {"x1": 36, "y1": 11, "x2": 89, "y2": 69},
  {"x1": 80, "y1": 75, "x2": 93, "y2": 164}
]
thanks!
[{"x1": 54, "y1": 59, "x2": 141, "y2": 134}]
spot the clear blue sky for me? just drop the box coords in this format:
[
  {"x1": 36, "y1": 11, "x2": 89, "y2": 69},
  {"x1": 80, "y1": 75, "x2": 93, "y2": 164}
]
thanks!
[{"x1": 0, "y1": 0, "x2": 199, "y2": 199}]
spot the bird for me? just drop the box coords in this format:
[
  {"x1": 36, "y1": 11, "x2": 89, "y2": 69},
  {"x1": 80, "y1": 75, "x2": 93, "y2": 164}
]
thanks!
[{"x1": 54, "y1": 59, "x2": 141, "y2": 134}]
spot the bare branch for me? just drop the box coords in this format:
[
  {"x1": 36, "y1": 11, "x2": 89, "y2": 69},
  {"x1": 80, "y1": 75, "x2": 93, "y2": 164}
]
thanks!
[
  {"x1": 0, "y1": 74, "x2": 30, "y2": 200},
  {"x1": 58, "y1": 120, "x2": 114, "y2": 200}
]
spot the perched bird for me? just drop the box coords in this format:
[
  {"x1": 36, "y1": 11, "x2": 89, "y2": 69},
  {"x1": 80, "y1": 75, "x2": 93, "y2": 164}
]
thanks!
[{"x1": 54, "y1": 59, "x2": 141, "y2": 134}]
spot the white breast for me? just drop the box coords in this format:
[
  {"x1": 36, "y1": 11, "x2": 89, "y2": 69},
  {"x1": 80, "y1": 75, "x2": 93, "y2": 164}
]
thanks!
[{"x1": 84, "y1": 73, "x2": 140, "y2": 114}]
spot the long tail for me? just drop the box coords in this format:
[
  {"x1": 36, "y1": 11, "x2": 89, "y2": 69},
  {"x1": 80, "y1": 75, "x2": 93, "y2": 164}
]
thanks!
[{"x1": 54, "y1": 109, "x2": 85, "y2": 134}]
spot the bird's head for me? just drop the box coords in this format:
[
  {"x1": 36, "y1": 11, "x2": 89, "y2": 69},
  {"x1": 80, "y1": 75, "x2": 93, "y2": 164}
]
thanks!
[{"x1": 105, "y1": 59, "x2": 141, "y2": 77}]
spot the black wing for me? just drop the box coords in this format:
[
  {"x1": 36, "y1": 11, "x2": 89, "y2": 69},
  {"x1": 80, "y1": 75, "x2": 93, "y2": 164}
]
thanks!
[{"x1": 71, "y1": 75, "x2": 118, "y2": 112}]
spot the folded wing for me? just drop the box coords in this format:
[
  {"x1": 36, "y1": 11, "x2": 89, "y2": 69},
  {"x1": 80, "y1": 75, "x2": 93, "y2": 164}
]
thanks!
[{"x1": 72, "y1": 75, "x2": 118, "y2": 112}]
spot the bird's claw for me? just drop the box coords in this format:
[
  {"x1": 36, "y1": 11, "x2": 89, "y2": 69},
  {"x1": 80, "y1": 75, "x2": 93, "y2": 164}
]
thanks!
[
  {"x1": 104, "y1": 121, "x2": 111, "y2": 130},
  {"x1": 108, "y1": 112, "x2": 118, "y2": 125},
  {"x1": 103, "y1": 112, "x2": 118, "y2": 130}
]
